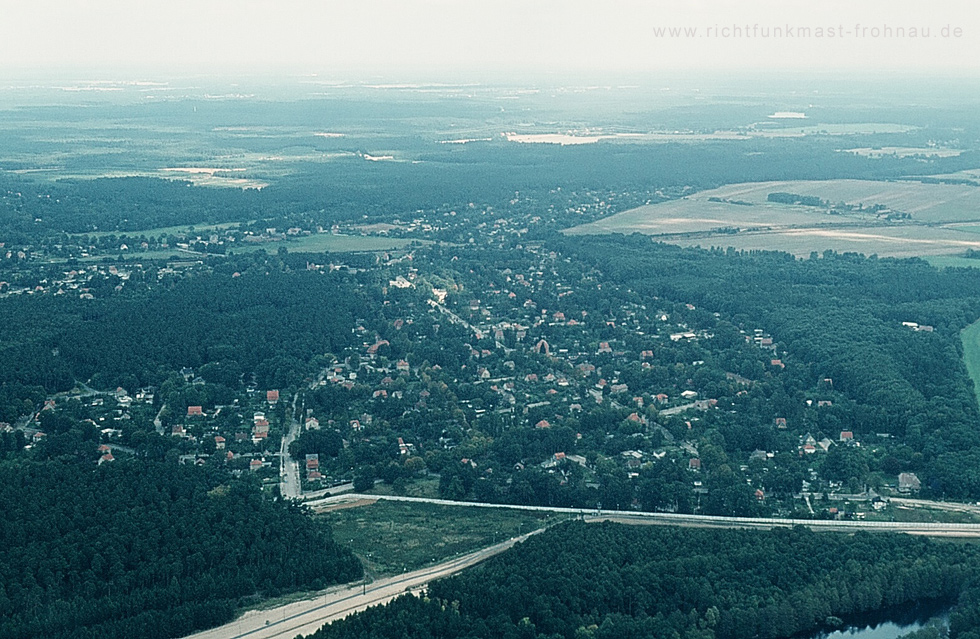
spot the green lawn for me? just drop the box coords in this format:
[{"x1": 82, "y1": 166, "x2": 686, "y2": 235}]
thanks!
[
  {"x1": 925, "y1": 255, "x2": 980, "y2": 269},
  {"x1": 962, "y1": 318, "x2": 980, "y2": 408},
  {"x1": 369, "y1": 478, "x2": 441, "y2": 499},
  {"x1": 319, "y1": 500, "x2": 568, "y2": 577}
]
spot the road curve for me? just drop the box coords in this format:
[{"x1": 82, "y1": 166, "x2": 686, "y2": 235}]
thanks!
[{"x1": 182, "y1": 529, "x2": 542, "y2": 639}]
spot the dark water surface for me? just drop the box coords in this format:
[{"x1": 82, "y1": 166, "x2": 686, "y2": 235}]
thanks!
[{"x1": 806, "y1": 601, "x2": 949, "y2": 639}]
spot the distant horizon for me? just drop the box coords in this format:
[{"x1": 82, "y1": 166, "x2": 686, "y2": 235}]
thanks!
[
  {"x1": 3, "y1": 66, "x2": 980, "y2": 87},
  {"x1": 3, "y1": 0, "x2": 978, "y2": 76},
  {"x1": 3, "y1": 68, "x2": 980, "y2": 112}
]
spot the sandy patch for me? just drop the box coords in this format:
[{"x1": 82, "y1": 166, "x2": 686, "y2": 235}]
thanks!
[{"x1": 314, "y1": 498, "x2": 378, "y2": 513}]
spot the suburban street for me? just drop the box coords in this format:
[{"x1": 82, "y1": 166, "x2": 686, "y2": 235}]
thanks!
[
  {"x1": 153, "y1": 403, "x2": 166, "y2": 436},
  {"x1": 182, "y1": 530, "x2": 543, "y2": 639},
  {"x1": 279, "y1": 393, "x2": 303, "y2": 499}
]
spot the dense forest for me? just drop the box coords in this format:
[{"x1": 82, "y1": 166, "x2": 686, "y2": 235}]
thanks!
[
  {"x1": 308, "y1": 521, "x2": 980, "y2": 639},
  {"x1": 0, "y1": 252, "x2": 370, "y2": 420},
  {"x1": 0, "y1": 459, "x2": 361, "y2": 639}
]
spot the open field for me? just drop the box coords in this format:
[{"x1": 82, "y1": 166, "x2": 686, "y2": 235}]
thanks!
[
  {"x1": 703, "y1": 179, "x2": 980, "y2": 223},
  {"x1": 158, "y1": 167, "x2": 269, "y2": 189},
  {"x1": 566, "y1": 179, "x2": 980, "y2": 257},
  {"x1": 925, "y1": 255, "x2": 980, "y2": 269},
  {"x1": 961, "y1": 318, "x2": 980, "y2": 408},
  {"x1": 316, "y1": 499, "x2": 567, "y2": 577},
  {"x1": 678, "y1": 225, "x2": 980, "y2": 258},
  {"x1": 909, "y1": 169, "x2": 980, "y2": 184},
  {"x1": 285, "y1": 234, "x2": 421, "y2": 253},
  {"x1": 74, "y1": 221, "x2": 246, "y2": 239},
  {"x1": 571, "y1": 197, "x2": 843, "y2": 234},
  {"x1": 882, "y1": 504, "x2": 980, "y2": 525},
  {"x1": 842, "y1": 146, "x2": 964, "y2": 158},
  {"x1": 368, "y1": 477, "x2": 441, "y2": 499},
  {"x1": 502, "y1": 123, "x2": 917, "y2": 145},
  {"x1": 50, "y1": 233, "x2": 423, "y2": 264}
]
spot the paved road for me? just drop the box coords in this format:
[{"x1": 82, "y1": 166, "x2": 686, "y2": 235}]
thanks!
[
  {"x1": 891, "y1": 496, "x2": 980, "y2": 516},
  {"x1": 279, "y1": 393, "x2": 303, "y2": 499},
  {"x1": 182, "y1": 530, "x2": 542, "y2": 639},
  {"x1": 153, "y1": 403, "x2": 166, "y2": 435},
  {"x1": 428, "y1": 300, "x2": 509, "y2": 351},
  {"x1": 307, "y1": 493, "x2": 980, "y2": 537}
]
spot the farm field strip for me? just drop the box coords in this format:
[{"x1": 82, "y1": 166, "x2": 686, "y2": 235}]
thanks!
[
  {"x1": 566, "y1": 178, "x2": 980, "y2": 257},
  {"x1": 961, "y1": 318, "x2": 980, "y2": 408}
]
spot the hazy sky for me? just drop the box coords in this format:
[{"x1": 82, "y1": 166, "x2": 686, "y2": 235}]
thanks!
[{"x1": 2, "y1": 0, "x2": 978, "y2": 76}]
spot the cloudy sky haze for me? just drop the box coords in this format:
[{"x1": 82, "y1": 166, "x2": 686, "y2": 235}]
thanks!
[{"x1": 1, "y1": 0, "x2": 977, "y2": 76}]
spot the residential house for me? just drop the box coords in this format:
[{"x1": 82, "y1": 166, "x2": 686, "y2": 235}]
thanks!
[
  {"x1": 367, "y1": 339, "x2": 390, "y2": 354},
  {"x1": 898, "y1": 472, "x2": 922, "y2": 493}
]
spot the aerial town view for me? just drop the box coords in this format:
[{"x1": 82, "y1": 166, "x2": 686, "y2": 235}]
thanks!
[{"x1": 3, "y1": 1, "x2": 980, "y2": 639}]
